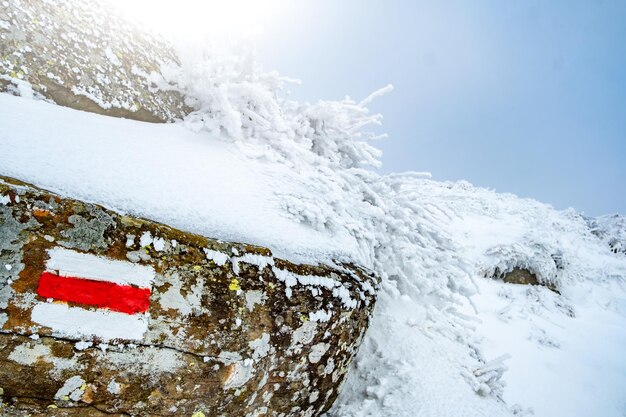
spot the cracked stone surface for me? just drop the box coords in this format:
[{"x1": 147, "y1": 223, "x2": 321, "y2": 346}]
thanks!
[{"x1": 0, "y1": 177, "x2": 379, "y2": 417}]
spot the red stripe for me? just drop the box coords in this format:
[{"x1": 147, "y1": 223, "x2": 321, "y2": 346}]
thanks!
[{"x1": 37, "y1": 272, "x2": 151, "y2": 314}]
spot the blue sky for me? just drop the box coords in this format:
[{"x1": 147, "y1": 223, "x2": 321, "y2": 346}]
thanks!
[{"x1": 256, "y1": 0, "x2": 626, "y2": 216}]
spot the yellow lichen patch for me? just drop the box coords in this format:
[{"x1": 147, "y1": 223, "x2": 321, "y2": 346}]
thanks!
[
  {"x1": 193, "y1": 265, "x2": 202, "y2": 271},
  {"x1": 82, "y1": 384, "x2": 95, "y2": 404},
  {"x1": 192, "y1": 412, "x2": 206, "y2": 417},
  {"x1": 229, "y1": 278, "x2": 241, "y2": 291}
]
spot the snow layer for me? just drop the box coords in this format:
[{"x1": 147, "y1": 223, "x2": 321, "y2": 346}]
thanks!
[
  {"x1": 0, "y1": 93, "x2": 359, "y2": 263},
  {"x1": 1, "y1": 92, "x2": 625, "y2": 417}
]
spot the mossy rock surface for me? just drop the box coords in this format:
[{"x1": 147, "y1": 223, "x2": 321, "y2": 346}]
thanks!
[{"x1": 0, "y1": 177, "x2": 378, "y2": 417}]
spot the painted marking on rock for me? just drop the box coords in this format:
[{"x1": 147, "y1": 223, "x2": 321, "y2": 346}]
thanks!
[
  {"x1": 37, "y1": 272, "x2": 150, "y2": 314},
  {"x1": 31, "y1": 248, "x2": 155, "y2": 341},
  {"x1": 31, "y1": 303, "x2": 149, "y2": 341},
  {"x1": 46, "y1": 247, "x2": 154, "y2": 287}
]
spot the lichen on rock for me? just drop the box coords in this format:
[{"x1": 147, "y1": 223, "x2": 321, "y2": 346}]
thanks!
[{"x1": 0, "y1": 176, "x2": 378, "y2": 417}]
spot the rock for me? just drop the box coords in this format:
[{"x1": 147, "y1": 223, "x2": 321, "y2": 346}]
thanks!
[
  {"x1": 491, "y1": 267, "x2": 559, "y2": 293},
  {"x1": 501, "y1": 267, "x2": 539, "y2": 286},
  {"x1": 0, "y1": 176, "x2": 378, "y2": 417},
  {"x1": 0, "y1": 0, "x2": 190, "y2": 122}
]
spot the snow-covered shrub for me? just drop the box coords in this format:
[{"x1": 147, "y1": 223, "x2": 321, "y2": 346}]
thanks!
[
  {"x1": 152, "y1": 44, "x2": 483, "y2": 310},
  {"x1": 587, "y1": 214, "x2": 626, "y2": 255},
  {"x1": 148, "y1": 42, "x2": 389, "y2": 169}
]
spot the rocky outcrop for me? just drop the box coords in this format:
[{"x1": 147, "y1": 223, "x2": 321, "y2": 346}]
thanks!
[
  {"x1": 0, "y1": 177, "x2": 378, "y2": 417},
  {"x1": 0, "y1": 0, "x2": 189, "y2": 122}
]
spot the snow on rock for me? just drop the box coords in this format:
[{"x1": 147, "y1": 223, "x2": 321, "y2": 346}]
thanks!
[
  {"x1": 0, "y1": 0, "x2": 189, "y2": 122},
  {"x1": 0, "y1": 93, "x2": 357, "y2": 264},
  {"x1": 0, "y1": 177, "x2": 378, "y2": 416}
]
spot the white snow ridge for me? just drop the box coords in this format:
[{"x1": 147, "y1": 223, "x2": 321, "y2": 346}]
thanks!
[{"x1": 1, "y1": 42, "x2": 625, "y2": 417}]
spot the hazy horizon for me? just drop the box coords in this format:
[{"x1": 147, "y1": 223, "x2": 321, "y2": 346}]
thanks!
[{"x1": 255, "y1": 0, "x2": 626, "y2": 216}]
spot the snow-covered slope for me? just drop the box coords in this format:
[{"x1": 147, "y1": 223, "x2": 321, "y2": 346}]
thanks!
[
  {"x1": 332, "y1": 180, "x2": 626, "y2": 417},
  {"x1": 1, "y1": 90, "x2": 625, "y2": 417}
]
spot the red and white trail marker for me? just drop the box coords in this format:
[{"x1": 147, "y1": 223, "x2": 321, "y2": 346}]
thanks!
[{"x1": 31, "y1": 247, "x2": 155, "y2": 341}]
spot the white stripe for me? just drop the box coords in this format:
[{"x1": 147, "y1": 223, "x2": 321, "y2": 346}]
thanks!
[
  {"x1": 46, "y1": 247, "x2": 154, "y2": 288},
  {"x1": 31, "y1": 303, "x2": 148, "y2": 341}
]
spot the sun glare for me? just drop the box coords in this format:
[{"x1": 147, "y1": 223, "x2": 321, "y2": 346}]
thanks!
[{"x1": 105, "y1": 0, "x2": 284, "y2": 39}]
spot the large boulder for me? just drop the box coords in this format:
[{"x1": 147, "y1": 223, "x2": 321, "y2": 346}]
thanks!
[
  {"x1": 0, "y1": 0, "x2": 189, "y2": 122},
  {"x1": 0, "y1": 176, "x2": 378, "y2": 417}
]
